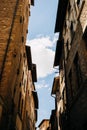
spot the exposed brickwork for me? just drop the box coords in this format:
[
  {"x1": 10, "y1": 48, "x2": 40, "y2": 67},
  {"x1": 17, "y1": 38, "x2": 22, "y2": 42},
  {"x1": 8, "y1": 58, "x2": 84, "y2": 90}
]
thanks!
[
  {"x1": 0, "y1": 0, "x2": 38, "y2": 130},
  {"x1": 53, "y1": 0, "x2": 87, "y2": 130},
  {"x1": 63, "y1": 0, "x2": 87, "y2": 129}
]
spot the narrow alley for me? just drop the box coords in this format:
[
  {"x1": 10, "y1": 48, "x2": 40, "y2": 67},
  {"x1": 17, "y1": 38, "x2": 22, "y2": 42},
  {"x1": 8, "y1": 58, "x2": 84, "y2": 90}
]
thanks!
[{"x1": 0, "y1": 0, "x2": 87, "y2": 130}]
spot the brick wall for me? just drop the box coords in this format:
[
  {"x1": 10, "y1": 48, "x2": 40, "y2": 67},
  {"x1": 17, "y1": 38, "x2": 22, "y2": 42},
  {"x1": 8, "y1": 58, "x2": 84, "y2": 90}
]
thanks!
[
  {"x1": 63, "y1": 0, "x2": 87, "y2": 107},
  {"x1": 0, "y1": 0, "x2": 32, "y2": 129}
]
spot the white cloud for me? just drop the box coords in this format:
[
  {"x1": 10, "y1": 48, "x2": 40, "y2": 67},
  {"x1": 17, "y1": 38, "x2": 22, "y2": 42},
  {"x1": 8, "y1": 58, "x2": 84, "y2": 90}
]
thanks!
[
  {"x1": 27, "y1": 34, "x2": 58, "y2": 79},
  {"x1": 52, "y1": 33, "x2": 59, "y2": 44},
  {"x1": 36, "y1": 83, "x2": 48, "y2": 89},
  {"x1": 35, "y1": 80, "x2": 49, "y2": 89}
]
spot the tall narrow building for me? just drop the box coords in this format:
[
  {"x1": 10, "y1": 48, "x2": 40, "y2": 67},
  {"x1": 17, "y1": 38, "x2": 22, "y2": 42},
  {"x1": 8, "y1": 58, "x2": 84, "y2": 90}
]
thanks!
[
  {"x1": 0, "y1": 0, "x2": 38, "y2": 130},
  {"x1": 53, "y1": 0, "x2": 87, "y2": 130}
]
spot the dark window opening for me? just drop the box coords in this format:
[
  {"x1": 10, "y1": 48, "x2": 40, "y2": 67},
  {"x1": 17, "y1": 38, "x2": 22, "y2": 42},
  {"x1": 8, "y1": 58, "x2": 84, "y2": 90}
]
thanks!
[
  {"x1": 70, "y1": 21, "x2": 75, "y2": 42},
  {"x1": 11, "y1": 99, "x2": 14, "y2": 114},
  {"x1": 19, "y1": 82, "x2": 21, "y2": 87},
  {"x1": 22, "y1": 36, "x2": 24, "y2": 43},
  {"x1": 29, "y1": 10, "x2": 31, "y2": 16},
  {"x1": 68, "y1": 2, "x2": 71, "y2": 19},
  {"x1": 17, "y1": 68, "x2": 20, "y2": 75},
  {"x1": 68, "y1": 2, "x2": 71, "y2": 13},
  {"x1": 26, "y1": 29, "x2": 28, "y2": 34},
  {"x1": 20, "y1": 16, "x2": 23, "y2": 23},
  {"x1": 23, "y1": 53, "x2": 26, "y2": 58},
  {"x1": 77, "y1": 0, "x2": 80, "y2": 5},
  {"x1": 69, "y1": 69, "x2": 73, "y2": 99},
  {"x1": 28, "y1": 4, "x2": 30, "y2": 8},
  {"x1": 71, "y1": 22, "x2": 73, "y2": 31},
  {"x1": 74, "y1": 53, "x2": 82, "y2": 88},
  {"x1": 66, "y1": 41, "x2": 68, "y2": 51},
  {"x1": 64, "y1": 21, "x2": 67, "y2": 35},
  {"x1": 14, "y1": 87, "x2": 16, "y2": 96}
]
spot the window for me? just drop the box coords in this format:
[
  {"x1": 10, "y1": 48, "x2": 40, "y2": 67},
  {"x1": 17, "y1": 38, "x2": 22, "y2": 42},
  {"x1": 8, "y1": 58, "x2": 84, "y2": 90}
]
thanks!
[
  {"x1": 17, "y1": 54, "x2": 21, "y2": 75},
  {"x1": 22, "y1": 36, "x2": 24, "y2": 43},
  {"x1": 70, "y1": 21, "x2": 75, "y2": 42},
  {"x1": 28, "y1": 4, "x2": 30, "y2": 8},
  {"x1": 23, "y1": 53, "x2": 26, "y2": 58},
  {"x1": 71, "y1": 21, "x2": 74, "y2": 35},
  {"x1": 20, "y1": 16, "x2": 23, "y2": 23},
  {"x1": 77, "y1": 0, "x2": 80, "y2": 5},
  {"x1": 74, "y1": 53, "x2": 82, "y2": 88},
  {"x1": 68, "y1": 2, "x2": 71, "y2": 13},
  {"x1": 69, "y1": 69, "x2": 73, "y2": 99},
  {"x1": 29, "y1": 10, "x2": 31, "y2": 16},
  {"x1": 19, "y1": 82, "x2": 21, "y2": 87},
  {"x1": 26, "y1": 29, "x2": 28, "y2": 34},
  {"x1": 71, "y1": 21, "x2": 73, "y2": 31},
  {"x1": 17, "y1": 68, "x2": 20, "y2": 75},
  {"x1": 13, "y1": 86, "x2": 16, "y2": 98}
]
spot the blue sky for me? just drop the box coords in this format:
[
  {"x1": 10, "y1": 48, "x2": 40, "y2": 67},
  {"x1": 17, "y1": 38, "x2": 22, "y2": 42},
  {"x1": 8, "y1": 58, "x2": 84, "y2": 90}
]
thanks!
[{"x1": 27, "y1": 0, "x2": 58, "y2": 128}]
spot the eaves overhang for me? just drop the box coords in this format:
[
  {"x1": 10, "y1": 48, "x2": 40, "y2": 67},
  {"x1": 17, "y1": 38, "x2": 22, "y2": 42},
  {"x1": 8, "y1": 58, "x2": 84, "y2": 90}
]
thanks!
[
  {"x1": 50, "y1": 109, "x2": 56, "y2": 124},
  {"x1": 55, "y1": 0, "x2": 68, "y2": 32},
  {"x1": 51, "y1": 76, "x2": 60, "y2": 95},
  {"x1": 53, "y1": 40, "x2": 63, "y2": 67},
  {"x1": 35, "y1": 109, "x2": 38, "y2": 122},
  {"x1": 32, "y1": 91, "x2": 39, "y2": 109},
  {"x1": 32, "y1": 64, "x2": 37, "y2": 82},
  {"x1": 31, "y1": 0, "x2": 34, "y2": 6},
  {"x1": 26, "y1": 46, "x2": 32, "y2": 70}
]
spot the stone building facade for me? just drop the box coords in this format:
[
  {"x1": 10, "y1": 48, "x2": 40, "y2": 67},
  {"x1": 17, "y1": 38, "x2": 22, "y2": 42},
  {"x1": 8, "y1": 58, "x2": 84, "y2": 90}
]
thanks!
[
  {"x1": 0, "y1": 0, "x2": 38, "y2": 130},
  {"x1": 38, "y1": 119, "x2": 50, "y2": 130},
  {"x1": 53, "y1": 0, "x2": 87, "y2": 130},
  {"x1": 49, "y1": 109, "x2": 58, "y2": 130},
  {"x1": 51, "y1": 76, "x2": 66, "y2": 130}
]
